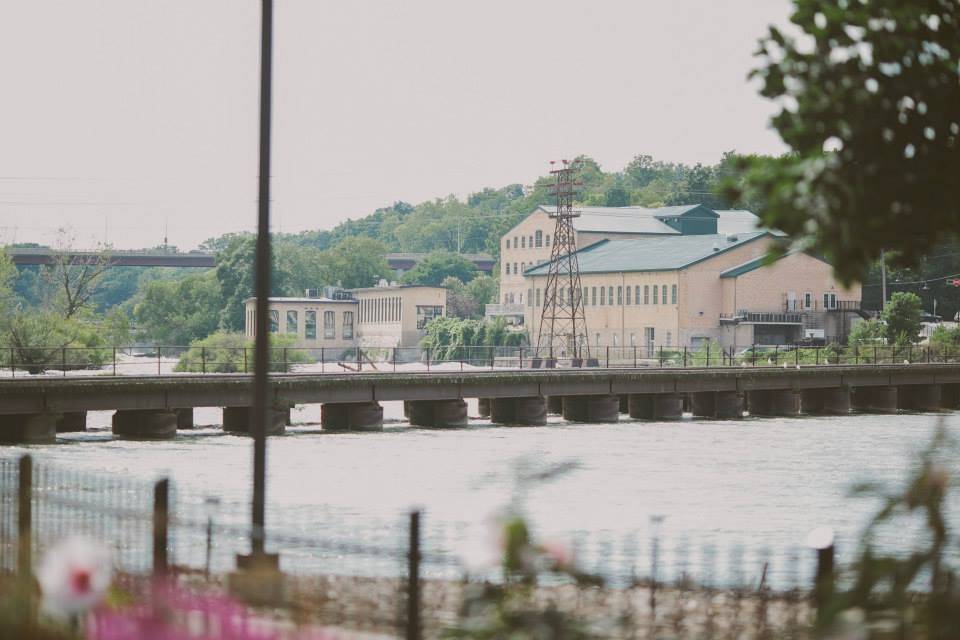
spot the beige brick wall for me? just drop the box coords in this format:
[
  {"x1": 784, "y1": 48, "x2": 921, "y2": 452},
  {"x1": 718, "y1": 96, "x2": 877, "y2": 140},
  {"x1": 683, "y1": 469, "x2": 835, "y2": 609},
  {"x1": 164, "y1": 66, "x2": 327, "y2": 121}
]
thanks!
[
  {"x1": 245, "y1": 299, "x2": 357, "y2": 351},
  {"x1": 726, "y1": 252, "x2": 860, "y2": 313}
]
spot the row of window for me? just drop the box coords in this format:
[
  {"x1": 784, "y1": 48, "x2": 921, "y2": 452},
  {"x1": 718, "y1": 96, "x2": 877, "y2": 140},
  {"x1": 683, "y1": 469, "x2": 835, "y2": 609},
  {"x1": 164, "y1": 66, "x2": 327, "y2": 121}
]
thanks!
[
  {"x1": 525, "y1": 284, "x2": 678, "y2": 307},
  {"x1": 360, "y1": 296, "x2": 401, "y2": 324},
  {"x1": 785, "y1": 292, "x2": 840, "y2": 310},
  {"x1": 504, "y1": 259, "x2": 549, "y2": 276},
  {"x1": 267, "y1": 309, "x2": 354, "y2": 340},
  {"x1": 505, "y1": 230, "x2": 550, "y2": 251}
]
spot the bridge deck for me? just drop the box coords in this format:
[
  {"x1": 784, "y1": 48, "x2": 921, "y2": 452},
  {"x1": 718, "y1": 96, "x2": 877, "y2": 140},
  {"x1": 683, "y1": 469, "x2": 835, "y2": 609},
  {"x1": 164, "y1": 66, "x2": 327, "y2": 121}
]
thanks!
[{"x1": 0, "y1": 364, "x2": 958, "y2": 415}]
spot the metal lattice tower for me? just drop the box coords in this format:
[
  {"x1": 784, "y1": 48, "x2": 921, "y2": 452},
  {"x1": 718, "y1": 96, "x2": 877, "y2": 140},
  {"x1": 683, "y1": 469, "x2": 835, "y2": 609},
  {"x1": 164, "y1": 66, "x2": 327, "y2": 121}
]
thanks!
[{"x1": 535, "y1": 160, "x2": 589, "y2": 362}]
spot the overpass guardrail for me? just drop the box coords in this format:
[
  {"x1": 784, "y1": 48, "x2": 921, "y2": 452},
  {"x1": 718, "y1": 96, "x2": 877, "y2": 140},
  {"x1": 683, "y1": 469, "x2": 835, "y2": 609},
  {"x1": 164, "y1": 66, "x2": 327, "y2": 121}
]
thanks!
[{"x1": 1, "y1": 343, "x2": 959, "y2": 377}]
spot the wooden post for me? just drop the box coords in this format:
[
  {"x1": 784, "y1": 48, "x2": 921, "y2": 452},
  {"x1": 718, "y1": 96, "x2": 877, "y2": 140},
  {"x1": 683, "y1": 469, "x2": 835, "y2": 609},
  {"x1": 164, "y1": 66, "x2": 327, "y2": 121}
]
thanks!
[
  {"x1": 406, "y1": 510, "x2": 421, "y2": 640},
  {"x1": 153, "y1": 478, "x2": 169, "y2": 578},
  {"x1": 18, "y1": 455, "x2": 32, "y2": 578}
]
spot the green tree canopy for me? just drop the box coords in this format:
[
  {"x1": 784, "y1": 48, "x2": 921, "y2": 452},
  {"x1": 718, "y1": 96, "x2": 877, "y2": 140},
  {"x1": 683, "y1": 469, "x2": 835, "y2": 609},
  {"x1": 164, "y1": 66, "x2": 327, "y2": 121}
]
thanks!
[
  {"x1": 317, "y1": 236, "x2": 390, "y2": 289},
  {"x1": 882, "y1": 291, "x2": 923, "y2": 345},
  {"x1": 736, "y1": 1, "x2": 960, "y2": 282},
  {"x1": 401, "y1": 251, "x2": 478, "y2": 287},
  {"x1": 133, "y1": 271, "x2": 222, "y2": 345}
]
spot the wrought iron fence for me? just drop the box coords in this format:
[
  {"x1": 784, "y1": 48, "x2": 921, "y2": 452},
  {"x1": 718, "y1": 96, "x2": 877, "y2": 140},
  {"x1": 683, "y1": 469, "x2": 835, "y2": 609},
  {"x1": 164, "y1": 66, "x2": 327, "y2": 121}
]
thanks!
[
  {"x1": 1, "y1": 343, "x2": 960, "y2": 377},
  {"x1": 0, "y1": 454, "x2": 830, "y2": 638}
]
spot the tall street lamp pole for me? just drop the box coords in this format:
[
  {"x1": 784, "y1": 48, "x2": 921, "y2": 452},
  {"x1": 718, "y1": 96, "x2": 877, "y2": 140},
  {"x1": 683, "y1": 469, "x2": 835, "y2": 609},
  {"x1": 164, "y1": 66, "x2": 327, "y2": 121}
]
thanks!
[{"x1": 252, "y1": 0, "x2": 273, "y2": 560}]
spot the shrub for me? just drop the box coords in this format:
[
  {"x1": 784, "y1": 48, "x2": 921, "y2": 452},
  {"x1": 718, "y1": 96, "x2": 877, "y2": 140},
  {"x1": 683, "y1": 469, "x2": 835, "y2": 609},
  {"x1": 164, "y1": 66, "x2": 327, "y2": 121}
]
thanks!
[{"x1": 174, "y1": 332, "x2": 311, "y2": 373}]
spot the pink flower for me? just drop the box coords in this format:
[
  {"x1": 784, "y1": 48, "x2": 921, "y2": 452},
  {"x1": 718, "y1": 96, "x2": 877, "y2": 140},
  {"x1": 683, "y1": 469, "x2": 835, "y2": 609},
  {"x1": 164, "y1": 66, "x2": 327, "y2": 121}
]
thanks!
[
  {"x1": 37, "y1": 536, "x2": 112, "y2": 619},
  {"x1": 539, "y1": 539, "x2": 574, "y2": 570}
]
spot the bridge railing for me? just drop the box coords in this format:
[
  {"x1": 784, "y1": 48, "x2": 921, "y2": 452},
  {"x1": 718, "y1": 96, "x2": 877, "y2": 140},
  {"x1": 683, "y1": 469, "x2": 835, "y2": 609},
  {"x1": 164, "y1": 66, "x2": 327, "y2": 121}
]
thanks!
[{"x1": 2, "y1": 342, "x2": 960, "y2": 377}]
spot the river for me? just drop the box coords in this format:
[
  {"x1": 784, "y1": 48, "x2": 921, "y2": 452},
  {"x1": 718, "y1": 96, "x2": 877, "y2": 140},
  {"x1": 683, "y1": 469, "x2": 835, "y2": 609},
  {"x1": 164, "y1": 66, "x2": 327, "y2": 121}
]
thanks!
[{"x1": 3, "y1": 399, "x2": 958, "y2": 585}]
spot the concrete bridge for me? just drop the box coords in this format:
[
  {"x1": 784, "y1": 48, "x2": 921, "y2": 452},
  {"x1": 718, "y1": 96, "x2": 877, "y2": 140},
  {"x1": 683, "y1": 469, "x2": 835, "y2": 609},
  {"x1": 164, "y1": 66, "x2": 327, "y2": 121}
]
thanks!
[{"x1": 1, "y1": 364, "x2": 958, "y2": 443}]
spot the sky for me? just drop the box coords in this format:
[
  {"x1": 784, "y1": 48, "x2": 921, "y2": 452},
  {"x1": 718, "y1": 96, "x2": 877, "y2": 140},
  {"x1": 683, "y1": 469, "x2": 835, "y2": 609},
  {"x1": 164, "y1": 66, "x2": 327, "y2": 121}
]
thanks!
[{"x1": 0, "y1": 1, "x2": 792, "y2": 250}]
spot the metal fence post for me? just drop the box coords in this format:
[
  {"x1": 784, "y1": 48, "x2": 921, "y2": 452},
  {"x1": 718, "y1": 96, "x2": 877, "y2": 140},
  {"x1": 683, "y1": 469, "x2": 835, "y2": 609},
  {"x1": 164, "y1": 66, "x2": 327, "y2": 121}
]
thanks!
[
  {"x1": 62, "y1": 347, "x2": 66, "y2": 376},
  {"x1": 157, "y1": 346, "x2": 161, "y2": 375},
  {"x1": 18, "y1": 455, "x2": 32, "y2": 579},
  {"x1": 201, "y1": 347, "x2": 207, "y2": 375},
  {"x1": 244, "y1": 347, "x2": 249, "y2": 373},
  {"x1": 10, "y1": 346, "x2": 14, "y2": 378},
  {"x1": 518, "y1": 346, "x2": 523, "y2": 370},
  {"x1": 606, "y1": 345, "x2": 610, "y2": 368},
  {"x1": 284, "y1": 347, "x2": 289, "y2": 373},
  {"x1": 153, "y1": 478, "x2": 169, "y2": 578},
  {"x1": 658, "y1": 346, "x2": 664, "y2": 368},
  {"x1": 683, "y1": 346, "x2": 688, "y2": 368},
  {"x1": 113, "y1": 346, "x2": 117, "y2": 376},
  {"x1": 406, "y1": 510, "x2": 422, "y2": 640},
  {"x1": 426, "y1": 348, "x2": 431, "y2": 372},
  {"x1": 633, "y1": 345, "x2": 637, "y2": 368}
]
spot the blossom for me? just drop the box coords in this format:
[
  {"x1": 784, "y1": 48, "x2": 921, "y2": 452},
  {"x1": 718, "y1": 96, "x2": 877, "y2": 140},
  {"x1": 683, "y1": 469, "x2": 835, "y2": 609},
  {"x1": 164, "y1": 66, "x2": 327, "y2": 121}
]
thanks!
[
  {"x1": 539, "y1": 538, "x2": 574, "y2": 570},
  {"x1": 37, "y1": 536, "x2": 112, "y2": 619}
]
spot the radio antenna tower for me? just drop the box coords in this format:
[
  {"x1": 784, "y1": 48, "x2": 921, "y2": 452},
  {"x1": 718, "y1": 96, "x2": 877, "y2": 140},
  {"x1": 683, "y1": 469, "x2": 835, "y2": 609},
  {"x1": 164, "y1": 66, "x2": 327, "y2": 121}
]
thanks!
[{"x1": 534, "y1": 159, "x2": 589, "y2": 364}]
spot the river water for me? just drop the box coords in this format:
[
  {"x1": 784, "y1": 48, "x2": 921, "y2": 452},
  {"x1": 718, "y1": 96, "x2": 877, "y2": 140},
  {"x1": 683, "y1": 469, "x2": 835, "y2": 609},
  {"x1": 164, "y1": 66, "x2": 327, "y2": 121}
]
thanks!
[{"x1": 4, "y1": 397, "x2": 958, "y2": 584}]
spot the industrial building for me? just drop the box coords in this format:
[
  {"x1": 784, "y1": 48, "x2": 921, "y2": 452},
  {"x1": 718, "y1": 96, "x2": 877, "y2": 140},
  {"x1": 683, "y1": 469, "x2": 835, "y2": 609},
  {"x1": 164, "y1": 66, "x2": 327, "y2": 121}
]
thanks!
[{"x1": 490, "y1": 204, "x2": 863, "y2": 348}]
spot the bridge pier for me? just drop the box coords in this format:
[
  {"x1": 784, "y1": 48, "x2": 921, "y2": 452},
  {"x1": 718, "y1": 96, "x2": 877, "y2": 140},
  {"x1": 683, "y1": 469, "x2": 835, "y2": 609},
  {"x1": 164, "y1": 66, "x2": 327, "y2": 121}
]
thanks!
[
  {"x1": 941, "y1": 384, "x2": 960, "y2": 410},
  {"x1": 0, "y1": 413, "x2": 59, "y2": 444},
  {"x1": 628, "y1": 394, "x2": 684, "y2": 420},
  {"x1": 801, "y1": 388, "x2": 850, "y2": 415},
  {"x1": 174, "y1": 408, "x2": 194, "y2": 429},
  {"x1": 56, "y1": 411, "x2": 87, "y2": 432},
  {"x1": 748, "y1": 389, "x2": 800, "y2": 417},
  {"x1": 489, "y1": 397, "x2": 547, "y2": 426},
  {"x1": 321, "y1": 402, "x2": 383, "y2": 432},
  {"x1": 113, "y1": 409, "x2": 177, "y2": 440},
  {"x1": 562, "y1": 395, "x2": 619, "y2": 423},
  {"x1": 898, "y1": 385, "x2": 942, "y2": 412},
  {"x1": 477, "y1": 398, "x2": 491, "y2": 418},
  {"x1": 222, "y1": 406, "x2": 287, "y2": 435},
  {"x1": 619, "y1": 395, "x2": 629, "y2": 414},
  {"x1": 851, "y1": 386, "x2": 898, "y2": 413},
  {"x1": 407, "y1": 399, "x2": 468, "y2": 428},
  {"x1": 547, "y1": 396, "x2": 563, "y2": 415},
  {"x1": 690, "y1": 391, "x2": 742, "y2": 419}
]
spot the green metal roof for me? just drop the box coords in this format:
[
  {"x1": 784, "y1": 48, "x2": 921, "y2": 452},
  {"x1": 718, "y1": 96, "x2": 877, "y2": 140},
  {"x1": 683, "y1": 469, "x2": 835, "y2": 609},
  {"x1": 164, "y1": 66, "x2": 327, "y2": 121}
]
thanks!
[
  {"x1": 524, "y1": 231, "x2": 771, "y2": 276},
  {"x1": 720, "y1": 249, "x2": 828, "y2": 278}
]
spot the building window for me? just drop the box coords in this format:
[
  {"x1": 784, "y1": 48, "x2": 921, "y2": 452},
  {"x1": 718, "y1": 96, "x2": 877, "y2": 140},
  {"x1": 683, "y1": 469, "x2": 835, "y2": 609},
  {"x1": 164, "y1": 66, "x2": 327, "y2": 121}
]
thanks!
[
  {"x1": 634, "y1": 286, "x2": 640, "y2": 305},
  {"x1": 666, "y1": 331, "x2": 672, "y2": 346},
  {"x1": 505, "y1": 239, "x2": 510, "y2": 250},
  {"x1": 613, "y1": 334, "x2": 619, "y2": 347},
  {"x1": 269, "y1": 309, "x2": 279, "y2": 333},
  {"x1": 653, "y1": 285, "x2": 659, "y2": 304},
  {"x1": 644, "y1": 285, "x2": 650, "y2": 304},
  {"x1": 630, "y1": 332, "x2": 636, "y2": 346},
  {"x1": 671, "y1": 284, "x2": 677, "y2": 304},
  {"x1": 600, "y1": 287, "x2": 605, "y2": 305},
  {"x1": 625, "y1": 286, "x2": 631, "y2": 305},
  {"x1": 545, "y1": 234, "x2": 551, "y2": 246},
  {"x1": 323, "y1": 310, "x2": 335, "y2": 339},
  {"x1": 343, "y1": 311, "x2": 354, "y2": 339},
  {"x1": 521, "y1": 236, "x2": 526, "y2": 248},
  {"x1": 528, "y1": 235, "x2": 533, "y2": 248},
  {"x1": 581, "y1": 287, "x2": 587, "y2": 306},
  {"x1": 609, "y1": 287, "x2": 614, "y2": 305},
  {"x1": 591, "y1": 287, "x2": 597, "y2": 306},
  {"x1": 536, "y1": 288, "x2": 541, "y2": 307},
  {"x1": 528, "y1": 289, "x2": 533, "y2": 307},
  {"x1": 504, "y1": 263, "x2": 510, "y2": 275},
  {"x1": 305, "y1": 310, "x2": 317, "y2": 340},
  {"x1": 416, "y1": 305, "x2": 443, "y2": 329},
  {"x1": 286, "y1": 310, "x2": 299, "y2": 334},
  {"x1": 535, "y1": 230, "x2": 543, "y2": 247},
  {"x1": 596, "y1": 333, "x2": 601, "y2": 347},
  {"x1": 521, "y1": 262, "x2": 525, "y2": 273},
  {"x1": 662, "y1": 285, "x2": 668, "y2": 305},
  {"x1": 804, "y1": 291, "x2": 812, "y2": 309}
]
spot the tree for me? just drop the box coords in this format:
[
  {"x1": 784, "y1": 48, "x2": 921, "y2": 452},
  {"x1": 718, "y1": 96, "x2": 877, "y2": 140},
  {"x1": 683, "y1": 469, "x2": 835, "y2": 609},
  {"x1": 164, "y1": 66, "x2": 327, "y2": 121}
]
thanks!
[
  {"x1": 42, "y1": 234, "x2": 111, "y2": 319},
  {"x1": 882, "y1": 291, "x2": 923, "y2": 345},
  {"x1": 402, "y1": 251, "x2": 478, "y2": 287},
  {"x1": 317, "y1": 237, "x2": 390, "y2": 289},
  {"x1": 464, "y1": 275, "x2": 498, "y2": 312},
  {"x1": 847, "y1": 317, "x2": 887, "y2": 349},
  {"x1": 735, "y1": 1, "x2": 960, "y2": 282},
  {"x1": 0, "y1": 249, "x2": 14, "y2": 314},
  {"x1": 133, "y1": 272, "x2": 223, "y2": 345}
]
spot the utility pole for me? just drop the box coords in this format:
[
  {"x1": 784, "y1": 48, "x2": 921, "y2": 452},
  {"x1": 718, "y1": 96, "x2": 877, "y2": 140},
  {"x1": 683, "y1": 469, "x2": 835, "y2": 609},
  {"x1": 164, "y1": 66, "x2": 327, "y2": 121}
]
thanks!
[
  {"x1": 534, "y1": 160, "x2": 589, "y2": 364},
  {"x1": 881, "y1": 249, "x2": 887, "y2": 311}
]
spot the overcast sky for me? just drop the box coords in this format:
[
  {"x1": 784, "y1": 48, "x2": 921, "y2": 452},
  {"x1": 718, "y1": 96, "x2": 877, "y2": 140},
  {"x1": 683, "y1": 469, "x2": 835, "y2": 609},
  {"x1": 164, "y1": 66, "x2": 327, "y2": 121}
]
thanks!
[{"x1": 1, "y1": 1, "x2": 792, "y2": 250}]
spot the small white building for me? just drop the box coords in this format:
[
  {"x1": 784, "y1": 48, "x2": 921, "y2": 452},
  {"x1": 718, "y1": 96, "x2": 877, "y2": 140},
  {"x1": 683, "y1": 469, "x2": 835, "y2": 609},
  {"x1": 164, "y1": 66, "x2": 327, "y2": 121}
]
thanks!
[{"x1": 244, "y1": 284, "x2": 447, "y2": 353}]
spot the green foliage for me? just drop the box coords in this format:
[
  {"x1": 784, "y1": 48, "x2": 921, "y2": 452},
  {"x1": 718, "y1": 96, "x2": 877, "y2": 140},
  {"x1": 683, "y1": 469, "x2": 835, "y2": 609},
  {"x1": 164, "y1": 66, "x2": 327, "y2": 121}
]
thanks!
[
  {"x1": 420, "y1": 316, "x2": 525, "y2": 363},
  {"x1": 734, "y1": 1, "x2": 960, "y2": 283},
  {"x1": 464, "y1": 275, "x2": 498, "y2": 311},
  {"x1": 847, "y1": 318, "x2": 887, "y2": 353},
  {"x1": 133, "y1": 271, "x2": 222, "y2": 345},
  {"x1": 820, "y1": 423, "x2": 960, "y2": 637},
  {"x1": 174, "y1": 332, "x2": 310, "y2": 373},
  {"x1": 0, "y1": 249, "x2": 14, "y2": 315},
  {"x1": 316, "y1": 236, "x2": 390, "y2": 289},
  {"x1": 1, "y1": 311, "x2": 113, "y2": 373},
  {"x1": 402, "y1": 251, "x2": 478, "y2": 286},
  {"x1": 882, "y1": 292, "x2": 923, "y2": 345}
]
